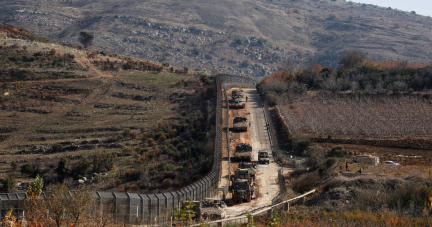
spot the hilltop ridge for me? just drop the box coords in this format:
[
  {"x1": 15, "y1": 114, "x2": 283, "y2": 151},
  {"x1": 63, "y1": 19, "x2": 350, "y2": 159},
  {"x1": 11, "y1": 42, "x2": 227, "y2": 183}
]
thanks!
[{"x1": 1, "y1": 0, "x2": 432, "y2": 77}]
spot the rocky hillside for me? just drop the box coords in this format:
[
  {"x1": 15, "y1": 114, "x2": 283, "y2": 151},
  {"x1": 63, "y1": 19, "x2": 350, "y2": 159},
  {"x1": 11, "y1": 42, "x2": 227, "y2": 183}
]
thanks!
[{"x1": 1, "y1": 0, "x2": 431, "y2": 77}]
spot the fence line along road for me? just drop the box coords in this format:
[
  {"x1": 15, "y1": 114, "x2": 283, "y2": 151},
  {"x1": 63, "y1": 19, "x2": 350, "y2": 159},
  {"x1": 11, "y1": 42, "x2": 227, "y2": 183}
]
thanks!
[
  {"x1": 0, "y1": 75, "x2": 259, "y2": 225},
  {"x1": 191, "y1": 189, "x2": 316, "y2": 227}
]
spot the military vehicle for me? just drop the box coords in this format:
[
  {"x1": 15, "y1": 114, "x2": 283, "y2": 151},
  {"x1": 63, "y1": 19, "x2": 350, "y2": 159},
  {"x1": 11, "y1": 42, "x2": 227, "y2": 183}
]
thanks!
[
  {"x1": 233, "y1": 115, "x2": 248, "y2": 131},
  {"x1": 232, "y1": 179, "x2": 256, "y2": 203},
  {"x1": 232, "y1": 167, "x2": 255, "y2": 184},
  {"x1": 231, "y1": 90, "x2": 245, "y2": 109},
  {"x1": 234, "y1": 143, "x2": 252, "y2": 161},
  {"x1": 201, "y1": 198, "x2": 227, "y2": 220},
  {"x1": 258, "y1": 150, "x2": 270, "y2": 164},
  {"x1": 232, "y1": 90, "x2": 244, "y2": 98}
]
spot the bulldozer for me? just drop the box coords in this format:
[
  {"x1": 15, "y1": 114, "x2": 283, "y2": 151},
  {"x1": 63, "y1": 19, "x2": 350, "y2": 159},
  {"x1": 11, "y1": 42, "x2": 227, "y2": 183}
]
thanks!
[
  {"x1": 258, "y1": 150, "x2": 270, "y2": 164},
  {"x1": 233, "y1": 115, "x2": 248, "y2": 131},
  {"x1": 234, "y1": 143, "x2": 252, "y2": 161},
  {"x1": 232, "y1": 179, "x2": 256, "y2": 203}
]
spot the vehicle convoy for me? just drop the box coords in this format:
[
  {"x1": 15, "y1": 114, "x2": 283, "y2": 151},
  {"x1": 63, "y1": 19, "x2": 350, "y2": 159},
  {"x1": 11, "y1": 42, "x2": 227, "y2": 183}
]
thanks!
[
  {"x1": 258, "y1": 150, "x2": 270, "y2": 164},
  {"x1": 234, "y1": 143, "x2": 252, "y2": 161},
  {"x1": 231, "y1": 90, "x2": 245, "y2": 109},
  {"x1": 232, "y1": 179, "x2": 256, "y2": 203},
  {"x1": 233, "y1": 115, "x2": 248, "y2": 131}
]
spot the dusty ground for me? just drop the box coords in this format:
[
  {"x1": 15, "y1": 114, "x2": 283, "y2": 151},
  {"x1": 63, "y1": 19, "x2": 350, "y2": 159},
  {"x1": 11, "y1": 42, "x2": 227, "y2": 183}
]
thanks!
[{"x1": 224, "y1": 89, "x2": 281, "y2": 217}]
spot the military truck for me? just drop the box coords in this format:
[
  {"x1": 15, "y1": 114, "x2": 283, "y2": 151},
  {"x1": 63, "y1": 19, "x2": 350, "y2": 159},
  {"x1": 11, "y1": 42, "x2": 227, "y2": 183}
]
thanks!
[
  {"x1": 258, "y1": 150, "x2": 270, "y2": 164},
  {"x1": 232, "y1": 179, "x2": 256, "y2": 203},
  {"x1": 233, "y1": 115, "x2": 248, "y2": 131},
  {"x1": 234, "y1": 143, "x2": 252, "y2": 161}
]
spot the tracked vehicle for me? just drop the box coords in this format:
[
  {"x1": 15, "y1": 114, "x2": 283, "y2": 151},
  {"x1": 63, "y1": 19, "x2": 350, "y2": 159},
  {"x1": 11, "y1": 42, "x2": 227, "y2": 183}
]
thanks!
[
  {"x1": 232, "y1": 179, "x2": 256, "y2": 203},
  {"x1": 234, "y1": 143, "x2": 252, "y2": 161},
  {"x1": 231, "y1": 90, "x2": 245, "y2": 109},
  {"x1": 233, "y1": 115, "x2": 248, "y2": 131}
]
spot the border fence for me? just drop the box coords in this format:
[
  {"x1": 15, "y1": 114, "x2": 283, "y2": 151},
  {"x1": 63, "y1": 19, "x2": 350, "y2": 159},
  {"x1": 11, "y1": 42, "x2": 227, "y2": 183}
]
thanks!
[{"x1": 0, "y1": 75, "x2": 259, "y2": 225}]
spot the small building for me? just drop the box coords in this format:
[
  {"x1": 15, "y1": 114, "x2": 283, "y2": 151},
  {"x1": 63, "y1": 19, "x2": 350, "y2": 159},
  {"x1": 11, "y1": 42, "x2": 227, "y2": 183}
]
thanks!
[{"x1": 356, "y1": 155, "x2": 379, "y2": 166}]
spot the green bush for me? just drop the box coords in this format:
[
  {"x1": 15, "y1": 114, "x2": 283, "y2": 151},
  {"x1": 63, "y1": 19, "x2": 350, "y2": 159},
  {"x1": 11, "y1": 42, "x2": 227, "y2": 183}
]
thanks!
[
  {"x1": 328, "y1": 146, "x2": 344, "y2": 157},
  {"x1": 294, "y1": 140, "x2": 310, "y2": 155},
  {"x1": 1, "y1": 176, "x2": 14, "y2": 192},
  {"x1": 21, "y1": 163, "x2": 34, "y2": 175},
  {"x1": 56, "y1": 157, "x2": 69, "y2": 176}
]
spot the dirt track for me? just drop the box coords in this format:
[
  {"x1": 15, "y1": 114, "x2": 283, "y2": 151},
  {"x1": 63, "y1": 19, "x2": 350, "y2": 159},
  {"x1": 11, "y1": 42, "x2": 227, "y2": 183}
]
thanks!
[{"x1": 224, "y1": 89, "x2": 281, "y2": 217}]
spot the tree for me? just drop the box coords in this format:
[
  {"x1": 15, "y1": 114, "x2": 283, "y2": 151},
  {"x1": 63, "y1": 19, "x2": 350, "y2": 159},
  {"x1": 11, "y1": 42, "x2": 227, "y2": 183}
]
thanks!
[
  {"x1": 329, "y1": 13, "x2": 339, "y2": 20},
  {"x1": 11, "y1": 161, "x2": 17, "y2": 172},
  {"x1": 78, "y1": 31, "x2": 94, "y2": 49},
  {"x1": 339, "y1": 49, "x2": 366, "y2": 69},
  {"x1": 56, "y1": 157, "x2": 69, "y2": 177},
  {"x1": 174, "y1": 198, "x2": 196, "y2": 226},
  {"x1": 21, "y1": 163, "x2": 34, "y2": 175},
  {"x1": 1, "y1": 176, "x2": 14, "y2": 192}
]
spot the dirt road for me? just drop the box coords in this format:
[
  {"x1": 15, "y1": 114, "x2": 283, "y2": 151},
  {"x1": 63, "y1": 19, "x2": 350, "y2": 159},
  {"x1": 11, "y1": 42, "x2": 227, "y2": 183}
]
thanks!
[{"x1": 225, "y1": 89, "x2": 281, "y2": 217}]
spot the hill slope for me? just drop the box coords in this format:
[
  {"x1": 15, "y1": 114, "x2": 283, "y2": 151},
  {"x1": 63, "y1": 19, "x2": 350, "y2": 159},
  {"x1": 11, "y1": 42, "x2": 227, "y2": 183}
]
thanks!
[
  {"x1": 0, "y1": 26, "x2": 216, "y2": 193},
  {"x1": 1, "y1": 0, "x2": 432, "y2": 77}
]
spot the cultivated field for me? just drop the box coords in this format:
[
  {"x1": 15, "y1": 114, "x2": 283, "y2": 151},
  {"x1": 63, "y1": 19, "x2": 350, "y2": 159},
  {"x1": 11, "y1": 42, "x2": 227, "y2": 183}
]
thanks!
[{"x1": 281, "y1": 94, "x2": 432, "y2": 140}]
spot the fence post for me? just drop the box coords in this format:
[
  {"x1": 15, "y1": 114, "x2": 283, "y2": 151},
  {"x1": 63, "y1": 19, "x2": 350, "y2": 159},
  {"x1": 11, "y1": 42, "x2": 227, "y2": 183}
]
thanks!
[
  {"x1": 138, "y1": 194, "x2": 144, "y2": 222},
  {"x1": 284, "y1": 202, "x2": 289, "y2": 212},
  {"x1": 147, "y1": 194, "x2": 152, "y2": 225},
  {"x1": 163, "y1": 193, "x2": 168, "y2": 224},
  {"x1": 112, "y1": 192, "x2": 117, "y2": 224},
  {"x1": 267, "y1": 209, "x2": 273, "y2": 218},
  {"x1": 126, "y1": 192, "x2": 131, "y2": 224}
]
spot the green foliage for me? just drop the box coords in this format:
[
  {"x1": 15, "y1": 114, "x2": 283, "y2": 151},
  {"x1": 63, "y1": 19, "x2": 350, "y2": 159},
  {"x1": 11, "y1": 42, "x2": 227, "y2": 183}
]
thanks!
[
  {"x1": 244, "y1": 211, "x2": 255, "y2": 227},
  {"x1": 1, "y1": 176, "x2": 14, "y2": 192},
  {"x1": 294, "y1": 140, "x2": 310, "y2": 155},
  {"x1": 56, "y1": 157, "x2": 69, "y2": 177},
  {"x1": 388, "y1": 185, "x2": 430, "y2": 209},
  {"x1": 174, "y1": 199, "x2": 196, "y2": 226},
  {"x1": 21, "y1": 163, "x2": 34, "y2": 175},
  {"x1": 123, "y1": 128, "x2": 131, "y2": 137},
  {"x1": 92, "y1": 151, "x2": 114, "y2": 173},
  {"x1": 26, "y1": 175, "x2": 44, "y2": 198},
  {"x1": 78, "y1": 31, "x2": 94, "y2": 48},
  {"x1": 266, "y1": 213, "x2": 279, "y2": 227},
  {"x1": 292, "y1": 172, "x2": 320, "y2": 193},
  {"x1": 328, "y1": 146, "x2": 344, "y2": 157}
]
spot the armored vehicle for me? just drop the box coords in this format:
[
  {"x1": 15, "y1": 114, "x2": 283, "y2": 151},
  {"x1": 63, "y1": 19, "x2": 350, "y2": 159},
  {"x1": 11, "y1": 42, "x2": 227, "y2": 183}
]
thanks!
[
  {"x1": 233, "y1": 167, "x2": 256, "y2": 184},
  {"x1": 258, "y1": 150, "x2": 270, "y2": 164},
  {"x1": 232, "y1": 90, "x2": 244, "y2": 98},
  {"x1": 234, "y1": 143, "x2": 252, "y2": 161},
  {"x1": 201, "y1": 198, "x2": 227, "y2": 220},
  {"x1": 232, "y1": 179, "x2": 256, "y2": 203},
  {"x1": 233, "y1": 115, "x2": 248, "y2": 131},
  {"x1": 231, "y1": 90, "x2": 245, "y2": 109}
]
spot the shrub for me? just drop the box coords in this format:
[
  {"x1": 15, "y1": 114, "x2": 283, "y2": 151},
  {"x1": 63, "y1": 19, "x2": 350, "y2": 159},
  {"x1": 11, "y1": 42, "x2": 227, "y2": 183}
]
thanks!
[
  {"x1": 175, "y1": 166, "x2": 184, "y2": 172},
  {"x1": 159, "y1": 134, "x2": 167, "y2": 142},
  {"x1": 21, "y1": 163, "x2": 34, "y2": 175},
  {"x1": 123, "y1": 128, "x2": 131, "y2": 137},
  {"x1": 147, "y1": 138, "x2": 155, "y2": 146},
  {"x1": 139, "y1": 126, "x2": 145, "y2": 133},
  {"x1": 49, "y1": 48, "x2": 56, "y2": 55},
  {"x1": 129, "y1": 131, "x2": 138, "y2": 139},
  {"x1": 56, "y1": 157, "x2": 69, "y2": 177},
  {"x1": 329, "y1": 13, "x2": 340, "y2": 20},
  {"x1": 292, "y1": 172, "x2": 320, "y2": 193},
  {"x1": 325, "y1": 157, "x2": 336, "y2": 168},
  {"x1": 1, "y1": 176, "x2": 14, "y2": 192},
  {"x1": 294, "y1": 140, "x2": 310, "y2": 155},
  {"x1": 162, "y1": 178, "x2": 172, "y2": 188},
  {"x1": 328, "y1": 146, "x2": 344, "y2": 157},
  {"x1": 122, "y1": 147, "x2": 133, "y2": 155},
  {"x1": 141, "y1": 133, "x2": 148, "y2": 143}
]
